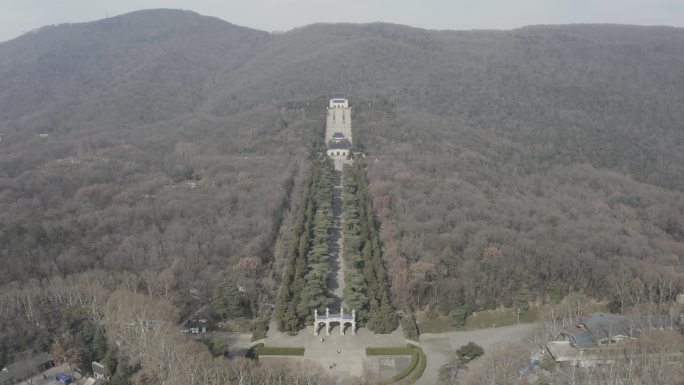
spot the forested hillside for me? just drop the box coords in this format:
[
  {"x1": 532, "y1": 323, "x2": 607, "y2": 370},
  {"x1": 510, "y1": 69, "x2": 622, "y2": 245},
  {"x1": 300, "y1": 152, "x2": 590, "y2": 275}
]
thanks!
[{"x1": 1, "y1": 8, "x2": 684, "y2": 374}]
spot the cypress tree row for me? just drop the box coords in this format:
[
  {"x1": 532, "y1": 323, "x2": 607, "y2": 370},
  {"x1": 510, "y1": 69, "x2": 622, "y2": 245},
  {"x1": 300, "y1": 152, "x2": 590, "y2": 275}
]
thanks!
[
  {"x1": 342, "y1": 160, "x2": 396, "y2": 333},
  {"x1": 275, "y1": 156, "x2": 334, "y2": 332}
]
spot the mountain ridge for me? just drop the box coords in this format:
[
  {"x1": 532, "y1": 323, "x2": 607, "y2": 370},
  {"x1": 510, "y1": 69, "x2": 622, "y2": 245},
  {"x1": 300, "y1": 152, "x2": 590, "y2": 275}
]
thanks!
[{"x1": 5, "y1": 8, "x2": 684, "y2": 47}]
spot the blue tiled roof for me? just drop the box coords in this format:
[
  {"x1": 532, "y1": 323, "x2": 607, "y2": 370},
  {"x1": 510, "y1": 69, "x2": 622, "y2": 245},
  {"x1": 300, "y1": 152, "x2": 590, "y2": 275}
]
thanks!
[
  {"x1": 584, "y1": 312, "x2": 674, "y2": 341},
  {"x1": 563, "y1": 328, "x2": 598, "y2": 349},
  {"x1": 573, "y1": 331, "x2": 597, "y2": 348},
  {"x1": 332, "y1": 132, "x2": 345, "y2": 138},
  {"x1": 56, "y1": 373, "x2": 73, "y2": 382},
  {"x1": 328, "y1": 143, "x2": 350, "y2": 150},
  {"x1": 585, "y1": 312, "x2": 630, "y2": 340}
]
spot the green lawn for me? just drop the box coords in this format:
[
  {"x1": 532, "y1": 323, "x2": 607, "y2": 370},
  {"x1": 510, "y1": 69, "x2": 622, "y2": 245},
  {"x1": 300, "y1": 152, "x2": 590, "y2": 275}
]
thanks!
[
  {"x1": 416, "y1": 316, "x2": 454, "y2": 333},
  {"x1": 465, "y1": 307, "x2": 538, "y2": 329},
  {"x1": 418, "y1": 307, "x2": 538, "y2": 333}
]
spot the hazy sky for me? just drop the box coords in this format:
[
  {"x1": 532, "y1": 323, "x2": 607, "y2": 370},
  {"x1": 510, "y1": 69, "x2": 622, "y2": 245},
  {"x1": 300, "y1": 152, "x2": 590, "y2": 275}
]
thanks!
[{"x1": 1, "y1": 0, "x2": 683, "y2": 42}]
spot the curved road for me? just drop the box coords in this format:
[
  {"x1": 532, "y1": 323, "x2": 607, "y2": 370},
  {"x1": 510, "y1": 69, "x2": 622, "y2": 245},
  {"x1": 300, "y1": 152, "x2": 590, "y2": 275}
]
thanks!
[{"x1": 416, "y1": 323, "x2": 537, "y2": 385}]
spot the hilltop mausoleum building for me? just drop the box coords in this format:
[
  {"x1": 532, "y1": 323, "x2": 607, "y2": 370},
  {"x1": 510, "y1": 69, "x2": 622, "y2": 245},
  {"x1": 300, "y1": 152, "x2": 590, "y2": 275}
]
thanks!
[{"x1": 326, "y1": 95, "x2": 352, "y2": 158}]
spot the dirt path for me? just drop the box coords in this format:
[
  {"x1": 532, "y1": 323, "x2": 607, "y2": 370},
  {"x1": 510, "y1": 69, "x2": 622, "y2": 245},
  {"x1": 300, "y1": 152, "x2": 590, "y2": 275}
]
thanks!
[{"x1": 416, "y1": 323, "x2": 537, "y2": 385}]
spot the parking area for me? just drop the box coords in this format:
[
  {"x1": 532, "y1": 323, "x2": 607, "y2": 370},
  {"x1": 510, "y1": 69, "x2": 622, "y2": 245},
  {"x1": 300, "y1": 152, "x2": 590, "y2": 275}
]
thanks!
[{"x1": 15, "y1": 363, "x2": 72, "y2": 385}]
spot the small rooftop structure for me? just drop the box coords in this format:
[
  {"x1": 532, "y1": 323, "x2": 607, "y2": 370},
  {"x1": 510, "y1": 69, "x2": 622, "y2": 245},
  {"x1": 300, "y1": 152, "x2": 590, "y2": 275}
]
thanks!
[
  {"x1": 142, "y1": 319, "x2": 160, "y2": 328},
  {"x1": 189, "y1": 288, "x2": 201, "y2": 299},
  {"x1": 92, "y1": 361, "x2": 105, "y2": 380},
  {"x1": 332, "y1": 132, "x2": 346, "y2": 140}
]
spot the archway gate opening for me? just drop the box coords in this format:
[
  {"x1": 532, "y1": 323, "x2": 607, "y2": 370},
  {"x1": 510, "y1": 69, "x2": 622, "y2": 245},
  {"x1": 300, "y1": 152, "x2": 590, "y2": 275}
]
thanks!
[{"x1": 314, "y1": 307, "x2": 356, "y2": 336}]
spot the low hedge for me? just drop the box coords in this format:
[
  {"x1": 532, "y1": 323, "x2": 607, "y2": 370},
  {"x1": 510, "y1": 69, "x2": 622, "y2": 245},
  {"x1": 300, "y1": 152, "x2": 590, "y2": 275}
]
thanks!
[
  {"x1": 388, "y1": 348, "x2": 419, "y2": 384},
  {"x1": 409, "y1": 345, "x2": 426, "y2": 383},
  {"x1": 246, "y1": 343, "x2": 305, "y2": 358},
  {"x1": 366, "y1": 344, "x2": 426, "y2": 385},
  {"x1": 255, "y1": 345, "x2": 305, "y2": 357}
]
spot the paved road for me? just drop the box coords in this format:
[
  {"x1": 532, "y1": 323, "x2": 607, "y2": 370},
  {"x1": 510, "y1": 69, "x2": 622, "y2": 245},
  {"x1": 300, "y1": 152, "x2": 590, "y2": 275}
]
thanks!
[
  {"x1": 16, "y1": 363, "x2": 71, "y2": 385},
  {"x1": 416, "y1": 323, "x2": 537, "y2": 385}
]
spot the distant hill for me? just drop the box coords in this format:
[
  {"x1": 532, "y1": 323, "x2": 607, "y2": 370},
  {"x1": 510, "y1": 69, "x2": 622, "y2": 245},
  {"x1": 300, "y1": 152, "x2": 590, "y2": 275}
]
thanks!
[
  {"x1": 0, "y1": 9, "x2": 267, "y2": 124},
  {"x1": 0, "y1": 9, "x2": 683, "y2": 326}
]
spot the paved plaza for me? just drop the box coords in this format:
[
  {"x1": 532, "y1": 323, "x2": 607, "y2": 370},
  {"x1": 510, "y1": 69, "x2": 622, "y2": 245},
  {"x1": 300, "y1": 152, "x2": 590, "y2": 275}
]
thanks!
[
  {"x1": 219, "y1": 321, "x2": 538, "y2": 384},
  {"x1": 258, "y1": 322, "x2": 410, "y2": 383}
]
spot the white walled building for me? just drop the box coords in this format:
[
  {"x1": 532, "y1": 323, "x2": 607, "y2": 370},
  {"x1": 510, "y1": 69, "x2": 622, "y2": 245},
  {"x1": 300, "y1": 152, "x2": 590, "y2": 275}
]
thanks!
[
  {"x1": 329, "y1": 98, "x2": 349, "y2": 108},
  {"x1": 327, "y1": 143, "x2": 350, "y2": 158}
]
